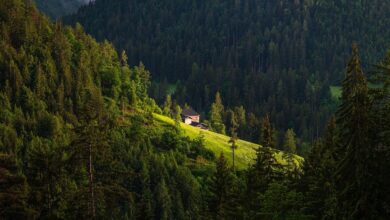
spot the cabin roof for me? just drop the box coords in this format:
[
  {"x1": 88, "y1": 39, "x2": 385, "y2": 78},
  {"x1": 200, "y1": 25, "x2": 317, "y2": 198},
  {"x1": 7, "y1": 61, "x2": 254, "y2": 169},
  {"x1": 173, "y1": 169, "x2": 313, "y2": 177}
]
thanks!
[{"x1": 181, "y1": 107, "x2": 199, "y2": 116}]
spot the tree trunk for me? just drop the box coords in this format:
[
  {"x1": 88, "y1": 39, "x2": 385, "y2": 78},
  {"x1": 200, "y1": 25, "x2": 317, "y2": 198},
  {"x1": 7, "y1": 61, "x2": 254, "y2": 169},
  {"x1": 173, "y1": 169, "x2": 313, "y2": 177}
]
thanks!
[
  {"x1": 232, "y1": 145, "x2": 235, "y2": 173},
  {"x1": 89, "y1": 143, "x2": 96, "y2": 218}
]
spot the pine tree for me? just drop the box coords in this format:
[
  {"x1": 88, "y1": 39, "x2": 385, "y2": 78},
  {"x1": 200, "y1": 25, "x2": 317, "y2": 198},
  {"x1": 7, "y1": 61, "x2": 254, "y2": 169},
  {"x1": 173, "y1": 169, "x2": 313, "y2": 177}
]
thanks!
[
  {"x1": 234, "y1": 106, "x2": 246, "y2": 137},
  {"x1": 70, "y1": 87, "x2": 109, "y2": 218},
  {"x1": 137, "y1": 163, "x2": 154, "y2": 220},
  {"x1": 259, "y1": 114, "x2": 277, "y2": 149},
  {"x1": 366, "y1": 51, "x2": 390, "y2": 218},
  {"x1": 245, "y1": 114, "x2": 283, "y2": 217},
  {"x1": 0, "y1": 153, "x2": 36, "y2": 219},
  {"x1": 227, "y1": 111, "x2": 238, "y2": 172},
  {"x1": 302, "y1": 117, "x2": 338, "y2": 219},
  {"x1": 128, "y1": 80, "x2": 137, "y2": 107},
  {"x1": 207, "y1": 153, "x2": 237, "y2": 219},
  {"x1": 163, "y1": 95, "x2": 172, "y2": 116},
  {"x1": 155, "y1": 180, "x2": 172, "y2": 220},
  {"x1": 174, "y1": 104, "x2": 182, "y2": 128},
  {"x1": 335, "y1": 44, "x2": 374, "y2": 218},
  {"x1": 283, "y1": 129, "x2": 297, "y2": 154},
  {"x1": 209, "y1": 92, "x2": 225, "y2": 134}
]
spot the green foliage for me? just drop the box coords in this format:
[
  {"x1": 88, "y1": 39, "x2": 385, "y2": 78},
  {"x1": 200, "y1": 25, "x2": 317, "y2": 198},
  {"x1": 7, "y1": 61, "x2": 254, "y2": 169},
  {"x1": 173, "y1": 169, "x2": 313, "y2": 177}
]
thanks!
[
  {"x1": 0, "y1": 1, "x2": 207, "y2": 218},
  {"x1": 259, "y1": 114, "x2": 277, "y2": 149},
  {"x1": 246, "y1": 146, "x2": 284, "y2": 218},
  {"x1": 162, "y1": 95, "x2": 172, "y2": 116},
  {"x1": 174, "y1": 104, "x2": 182, "y2": 128},
  {"x1": 153, "y1": 113, "x2": 302, "y2": 169},
  {"x1": 209, "y1": 92, "x2": 226, "y2": 134},
  {"x1": 206, "y1": 153, "x2": 240, "y2": 219},
  {"x1": 258, "y1": 182, "x2": 308, "y2": 220},
  {"x1": 334, "y1": 45, "x2": 374, "y2": 218},
  {"x1": 3, "y1": 1, "x2": 390, "y2": 219},
  {"x1": 64, "y1": 0, "x2": 390, "y2": 143},
  {"x1": 0, "y1": 153, "x2": 36, "y2": 219},
  {"x1": 283, "y1": 129, "x2": 297, "y2": 154},
  {"x1": 0, "y1": 124, "x2": 20, "y2": 154},
  {"x1": 301, "y1": 45, "x2": 390, "y2": 219}
]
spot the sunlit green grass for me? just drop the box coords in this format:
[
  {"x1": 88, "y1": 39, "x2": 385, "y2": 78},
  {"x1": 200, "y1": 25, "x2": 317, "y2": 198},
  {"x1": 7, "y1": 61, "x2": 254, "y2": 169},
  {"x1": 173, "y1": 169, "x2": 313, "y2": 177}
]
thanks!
[{"x1": 153, "y1": 113, "x2": 303, "y2": 169}]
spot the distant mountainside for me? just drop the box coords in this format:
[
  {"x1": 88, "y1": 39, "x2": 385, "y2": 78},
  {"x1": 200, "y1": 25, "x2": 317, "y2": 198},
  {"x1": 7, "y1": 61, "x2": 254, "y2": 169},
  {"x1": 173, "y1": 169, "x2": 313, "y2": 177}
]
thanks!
[
  {"x1": 64, "y1": 0, "x2": 390, "y2": 143},
  {"x1": 35, "y1": 0, "x2": 90, "y2": 18}
]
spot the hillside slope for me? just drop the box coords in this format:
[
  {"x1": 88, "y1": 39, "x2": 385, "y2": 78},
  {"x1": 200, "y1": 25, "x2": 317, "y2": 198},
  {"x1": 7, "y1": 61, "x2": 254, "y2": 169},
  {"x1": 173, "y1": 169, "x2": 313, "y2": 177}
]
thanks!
[
  {"x1": 0, "y1": 1, "x2": 217, "y2": 218},
  {"x1": 153, "y1": 113, "x2": 303, "y2": 169}
]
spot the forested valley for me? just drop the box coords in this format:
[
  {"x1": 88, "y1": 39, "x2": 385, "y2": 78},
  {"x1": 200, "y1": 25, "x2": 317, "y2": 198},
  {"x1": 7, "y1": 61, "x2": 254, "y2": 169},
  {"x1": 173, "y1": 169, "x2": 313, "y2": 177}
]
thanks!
[
  {"x1": 0, "y1": 0, "x2": 389, "y2": 219},
  {"x1": 65, "y1": 0, "x2": 390, "y2": 151}
]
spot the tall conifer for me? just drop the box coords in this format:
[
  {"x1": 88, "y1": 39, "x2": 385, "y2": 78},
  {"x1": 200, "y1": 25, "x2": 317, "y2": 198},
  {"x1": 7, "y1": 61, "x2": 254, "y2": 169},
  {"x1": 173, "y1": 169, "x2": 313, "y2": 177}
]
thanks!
[{"x1": 335, "y1": 44, "x2": 373, "y2": 218}]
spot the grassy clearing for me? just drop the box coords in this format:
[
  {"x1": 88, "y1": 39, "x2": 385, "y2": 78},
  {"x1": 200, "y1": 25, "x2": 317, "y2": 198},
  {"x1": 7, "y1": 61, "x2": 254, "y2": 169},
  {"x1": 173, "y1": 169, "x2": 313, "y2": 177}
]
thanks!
[{"x1": 153, "y1": 113, "x2": 303, "y2": 169}]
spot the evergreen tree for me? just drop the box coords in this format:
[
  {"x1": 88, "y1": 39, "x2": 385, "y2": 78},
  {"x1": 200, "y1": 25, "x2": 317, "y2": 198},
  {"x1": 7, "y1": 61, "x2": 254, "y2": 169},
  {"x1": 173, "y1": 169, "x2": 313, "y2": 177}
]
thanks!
[
  {"x1": 228, "y1": 111, "x2": 238, "y2": 173},
  {"x1": 259, "y1": 114, "x2": 277, "y2": 149},
  {"x1": 259, "y1": 182, "x2": 308, "y2": 219},
  {"x1": 234, "y1": 106, "x2": 246, "y2": 138},
  {"x1": 302, "y1": 117, "x2": 338, "y2": 219},
  {"x1": 366, "y1": 52, "x2": 390, "y2": 217},
  {"x1": 335, "y1": 44, "x2": 374, "y2": 218},
  {"x1": 137, "y1": 163, "x2": 155, "y2": 220},
  {"x1": 155, "y1": 180, "x2": 172, "y2": 220},
  {"x1": 283, "y1": 128, "x2": 298, "y2": 173},
  {"x1": 163, "y1": 95, "x2": 172, "y2": 116},
  {"x1": 207, "y1": 153, "x2": 238, "y2": 219},
  {"x1": 209, "y1": 92, "x2": 225, "y2": 134},
  {"x1": 70, "y1": 87, "x2": 109, "y2": 218},
  {"x1": 174, "y1": 104, "x2": 182, "y2": 127},
  {"x1": 246, "y1": 115, "x2": 283, "y2": 218},
  {"x1": 0, "y1": 153, "x2": 36, "y2": 219},
  {"x1": 283, "y1": 129, "x2": 297, "y2": 154}
]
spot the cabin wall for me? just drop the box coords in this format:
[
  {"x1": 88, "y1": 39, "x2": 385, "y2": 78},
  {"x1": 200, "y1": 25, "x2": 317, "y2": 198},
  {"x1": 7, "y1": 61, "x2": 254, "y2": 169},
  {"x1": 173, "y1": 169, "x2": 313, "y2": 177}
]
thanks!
[
  {"x1": 184, "y1": 117, "x2": 192, "y2": 124},
  {"x1": 191, "y1": 116, "x2": 200, "y2": 123}
]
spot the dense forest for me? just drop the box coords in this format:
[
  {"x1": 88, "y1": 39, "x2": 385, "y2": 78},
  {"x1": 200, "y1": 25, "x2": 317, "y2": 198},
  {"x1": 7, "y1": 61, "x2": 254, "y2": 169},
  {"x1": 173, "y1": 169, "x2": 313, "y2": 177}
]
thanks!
[
  {"x1": 65, "y1": 0, "x2": 390, "y2": 147},
  {"x1": 1, "y1": 0, "x2": 390, "y2": 219},
  {"x1": 34, "y1": 0, "x2": 89, "y2": 19}
]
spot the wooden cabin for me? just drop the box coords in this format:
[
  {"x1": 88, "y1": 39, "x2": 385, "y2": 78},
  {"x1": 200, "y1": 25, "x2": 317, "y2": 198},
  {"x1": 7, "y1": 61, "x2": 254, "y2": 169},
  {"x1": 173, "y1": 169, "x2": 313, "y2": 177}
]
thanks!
[{"x1": 181, "y1": 107, "x2": 200, "y2": 124}]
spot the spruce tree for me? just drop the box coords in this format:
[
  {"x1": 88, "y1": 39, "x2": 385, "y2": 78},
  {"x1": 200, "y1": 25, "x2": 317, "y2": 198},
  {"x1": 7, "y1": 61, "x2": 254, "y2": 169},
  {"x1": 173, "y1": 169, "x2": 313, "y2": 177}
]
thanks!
[
  {"x1": 259, "y1": 114, "x2": 276, "y2": 149},
  {"x1": 246, "y1": 115, "x2": 282, "y2": 218},
  {"x1": 174, "y1": 104, "x2": 182, "y2": 128},
  {"x1": 368, "y1": 52, "x2": 390, "y2": 218},
  {"x1": 302, "y1": 117, "x2": 338, "y2": 219},
  {"x1": 209, "y1": 92, "x2": 225, "y2": 134},
  {"x1": 70, "y1": 87, "x2": 109, "y2": 218},
  {"x1": 283, "y1": 129, "x2": 297, "y2": 154},
  {"x1": 282, "y1": 128, "x2": 299, "y2": 174},
  {"x1": 207, "y1": 153, "x2": 237, "y2": 219},
  {"x1": 155, "y1": 180, "x2": 172, "y2": 220},
  {"x1": 227, "y1": 110, "x2": 238, "y2": 172},
  {"x1": 0, "y1": 153, "x2": 36, "y2": 219},
  {"x1": 335, "y1": 44, "x2": 374, "y2": 218},
  {"x1": 163, "y1": 95, "x2": 172, "y2": 116}
]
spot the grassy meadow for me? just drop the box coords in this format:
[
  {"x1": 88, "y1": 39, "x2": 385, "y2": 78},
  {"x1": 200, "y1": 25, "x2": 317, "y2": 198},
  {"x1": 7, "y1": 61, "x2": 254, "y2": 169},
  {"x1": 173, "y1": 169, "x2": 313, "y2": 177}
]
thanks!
[{"x1": 153, "y1": 113, "x2": 303, "y2": 169}]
